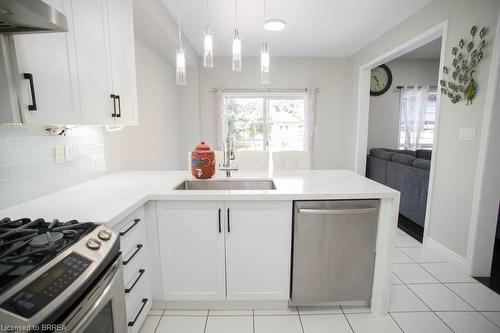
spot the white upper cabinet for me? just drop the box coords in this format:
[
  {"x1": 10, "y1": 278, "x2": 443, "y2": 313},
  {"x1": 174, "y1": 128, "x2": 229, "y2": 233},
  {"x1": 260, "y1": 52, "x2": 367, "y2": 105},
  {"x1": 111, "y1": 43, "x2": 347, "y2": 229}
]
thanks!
[
  {"x1": 13, "y1": 0, "x2": 138, "y2": 126},
  {"x1": 14, "y1": 0, "x2": 81, "y2": 124},
  {"x1": 107, "y1": 0, "x2": 138, "y2": 126},
  {"x1": 157, "y1": 201, "x2": 226, "y2": 301},
  {"x1": 72, "y1": 0, "x2": 114, "y2": 125},
  {"x1": 225, "y1": 201, "x2": 292, "y2": 300}
]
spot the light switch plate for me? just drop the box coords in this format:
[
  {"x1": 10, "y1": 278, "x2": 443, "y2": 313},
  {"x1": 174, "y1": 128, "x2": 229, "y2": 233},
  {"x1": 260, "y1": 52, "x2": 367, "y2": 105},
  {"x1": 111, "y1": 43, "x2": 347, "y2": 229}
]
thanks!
[
  {"x1": 64, "y1": 145, "x2": 75, "y2": 162},
  {"x1": 459, "y1": 128, "x2": 476, "y2": 141},
  {"x1": 54, "y1": 145, "x2": 65, "y2": 164}
]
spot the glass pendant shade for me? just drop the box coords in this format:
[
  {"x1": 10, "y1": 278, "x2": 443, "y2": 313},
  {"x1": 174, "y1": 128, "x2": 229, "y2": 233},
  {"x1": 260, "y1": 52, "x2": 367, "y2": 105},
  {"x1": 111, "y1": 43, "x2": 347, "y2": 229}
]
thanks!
[
  {"x1": 232, "y1": 29, "x2": 242, "y2": 72},
  {"x1": 176, "y1": 48, "x2": 186, "y2": 85},
  {"x1": 203, "y1": 25, "x2": 213, "y2": 68},
  {"x1": 260, "y1": 42, "x2": 270, "y2": 84}
]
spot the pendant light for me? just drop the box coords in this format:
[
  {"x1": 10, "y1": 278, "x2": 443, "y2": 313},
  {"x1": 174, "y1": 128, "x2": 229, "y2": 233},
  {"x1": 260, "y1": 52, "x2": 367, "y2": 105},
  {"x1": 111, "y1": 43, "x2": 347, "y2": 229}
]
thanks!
[
  {"x1": 260, "y1": 42, "x2": 270, "y2": 84},
  {"x1": 232, "y1": 0, "x2": 242, "y2": 72},
  {"x1": 203, "y1": 0, "x2": 213, "y2": 68},
  {"x1": 260, "y1": 0, "x2": 270, "y2": 84},
  {"x1": 176, "y1": 1, "x2": 186, "y2": 85}
]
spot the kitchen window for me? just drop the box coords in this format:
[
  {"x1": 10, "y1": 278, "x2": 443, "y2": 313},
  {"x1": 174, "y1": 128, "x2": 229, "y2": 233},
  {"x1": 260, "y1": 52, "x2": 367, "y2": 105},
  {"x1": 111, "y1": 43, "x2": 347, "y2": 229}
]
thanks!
[{"x1": 221, "y1": 93, "x2": 308, "y2": 151}]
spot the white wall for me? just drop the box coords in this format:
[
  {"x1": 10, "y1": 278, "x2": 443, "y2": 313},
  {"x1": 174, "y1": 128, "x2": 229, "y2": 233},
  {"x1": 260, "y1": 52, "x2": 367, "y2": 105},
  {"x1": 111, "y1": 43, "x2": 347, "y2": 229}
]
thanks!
[
  {"x1": 0, "y1": 125, "x2": 105, "y2": 209},
  {"x1": 368, "y1": 58, "x2": 439, "y2": 151},
  {"x1": 351, "y1": 0, "x2": 500, "y2": 259},
  {"x1": 198, "y1": 57, "x2": 353, "y2": 169}
]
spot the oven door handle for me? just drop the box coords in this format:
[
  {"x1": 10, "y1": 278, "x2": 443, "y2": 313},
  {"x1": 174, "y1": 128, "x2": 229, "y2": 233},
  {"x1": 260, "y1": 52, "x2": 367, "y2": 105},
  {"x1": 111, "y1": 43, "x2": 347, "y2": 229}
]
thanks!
[{"x1": 66, "y1": 258, "x2": 127, "y2": 332}]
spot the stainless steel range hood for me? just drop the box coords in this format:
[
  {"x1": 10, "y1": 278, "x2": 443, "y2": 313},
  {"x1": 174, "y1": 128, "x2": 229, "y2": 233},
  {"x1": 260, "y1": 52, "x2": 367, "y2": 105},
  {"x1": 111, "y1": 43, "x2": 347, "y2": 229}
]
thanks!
[{"x1": 0, "y1": 0, "x2": 68, "y2": 34}]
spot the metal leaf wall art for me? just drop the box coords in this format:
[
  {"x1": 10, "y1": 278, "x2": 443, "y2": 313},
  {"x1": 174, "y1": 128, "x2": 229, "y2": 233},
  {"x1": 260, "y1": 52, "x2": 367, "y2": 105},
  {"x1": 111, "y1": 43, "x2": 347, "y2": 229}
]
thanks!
[{"x1": 440, "y1": 25, "x2": 488, "y2": 104}]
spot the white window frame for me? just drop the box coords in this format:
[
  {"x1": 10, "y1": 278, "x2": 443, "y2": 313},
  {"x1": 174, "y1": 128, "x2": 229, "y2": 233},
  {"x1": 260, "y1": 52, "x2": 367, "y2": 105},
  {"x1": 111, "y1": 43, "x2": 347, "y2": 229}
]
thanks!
[{"x1": 222, "y1": 91, "x2": 308, "y2": 152}]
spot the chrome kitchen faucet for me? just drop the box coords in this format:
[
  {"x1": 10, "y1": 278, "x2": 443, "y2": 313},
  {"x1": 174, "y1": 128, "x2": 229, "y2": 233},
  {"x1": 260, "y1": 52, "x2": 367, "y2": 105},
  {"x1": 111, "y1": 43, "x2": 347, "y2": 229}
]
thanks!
[{"x1": 219, "y1": 136, "x2": 238, "y2": 177}]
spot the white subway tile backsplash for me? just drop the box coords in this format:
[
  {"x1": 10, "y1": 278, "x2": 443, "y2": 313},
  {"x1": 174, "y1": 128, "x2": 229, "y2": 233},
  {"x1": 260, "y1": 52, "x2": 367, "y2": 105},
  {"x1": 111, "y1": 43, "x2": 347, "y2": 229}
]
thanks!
[
  {"x1": 0, "y1": 151, "x2": 32, "y2": 167},
  {"x1": 0, "y1": 167, "x2": 11, "y2": 181},
  {"x1": 0, "y1": 125, "x2": 106, "y2": 210}
]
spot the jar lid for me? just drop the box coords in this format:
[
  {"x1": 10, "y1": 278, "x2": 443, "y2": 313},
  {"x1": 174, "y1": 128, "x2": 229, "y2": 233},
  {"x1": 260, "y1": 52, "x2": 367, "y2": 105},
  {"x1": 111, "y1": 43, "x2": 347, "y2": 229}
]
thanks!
[{"x1": 195, "y1": 141, "x2": 211, "y2": 151}]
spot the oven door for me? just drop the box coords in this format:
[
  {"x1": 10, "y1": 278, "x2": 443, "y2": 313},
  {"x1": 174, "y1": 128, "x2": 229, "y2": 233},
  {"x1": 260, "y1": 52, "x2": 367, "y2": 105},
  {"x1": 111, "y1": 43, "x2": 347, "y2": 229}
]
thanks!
[{"x1": 60, "y1": 255, "x2": 127, "y2": 333}]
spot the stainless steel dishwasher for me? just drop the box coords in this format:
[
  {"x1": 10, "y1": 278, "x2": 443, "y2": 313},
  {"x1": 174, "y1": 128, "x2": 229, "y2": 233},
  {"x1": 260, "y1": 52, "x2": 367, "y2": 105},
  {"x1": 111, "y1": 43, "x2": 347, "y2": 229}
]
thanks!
[{"x1": 291, "y1": 200, "x2": 379, "y2": 306}]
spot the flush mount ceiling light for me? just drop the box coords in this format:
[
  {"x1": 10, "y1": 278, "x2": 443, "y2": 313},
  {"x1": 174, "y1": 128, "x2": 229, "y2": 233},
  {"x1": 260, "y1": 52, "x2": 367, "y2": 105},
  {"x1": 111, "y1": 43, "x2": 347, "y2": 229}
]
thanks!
[{"x1": 263, "y1": 19, "x2": 286, "y2": 32}]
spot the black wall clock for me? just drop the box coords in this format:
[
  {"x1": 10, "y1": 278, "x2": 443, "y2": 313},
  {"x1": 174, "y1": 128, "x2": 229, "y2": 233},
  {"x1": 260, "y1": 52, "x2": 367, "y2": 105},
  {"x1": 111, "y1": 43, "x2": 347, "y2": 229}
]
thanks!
[{"x1": 370, "y1": 64, "x2": 393, "y2": 96}]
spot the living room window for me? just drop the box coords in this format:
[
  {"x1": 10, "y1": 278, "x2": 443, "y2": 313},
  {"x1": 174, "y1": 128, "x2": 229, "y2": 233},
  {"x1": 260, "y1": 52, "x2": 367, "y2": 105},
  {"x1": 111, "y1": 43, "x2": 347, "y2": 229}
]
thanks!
[
  {"x1": 398, "y1": 85, "x2": 437, "y2": 150},
  {"x1": 222, "y1": 93, "x2": 307, "y2": 151}
]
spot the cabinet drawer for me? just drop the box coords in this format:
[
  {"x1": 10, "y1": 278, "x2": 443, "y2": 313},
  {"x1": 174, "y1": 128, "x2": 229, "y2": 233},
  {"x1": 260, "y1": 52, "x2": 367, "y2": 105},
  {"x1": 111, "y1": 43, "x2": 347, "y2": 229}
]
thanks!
[
  {"x1": 116, "y1": 207, "x2": 145, "y2": 254},
  {"x1": 123, "y1": 244, "x2": 147, "y2": 286},
  {"x1": 126, "y1": 270, "x2": 152, "y2": 333}
]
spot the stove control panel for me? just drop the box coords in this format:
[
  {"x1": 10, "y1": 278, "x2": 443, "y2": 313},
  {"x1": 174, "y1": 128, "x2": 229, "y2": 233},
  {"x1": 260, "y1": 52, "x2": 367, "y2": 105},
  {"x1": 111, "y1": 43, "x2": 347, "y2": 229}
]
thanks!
[{"x1": 1, "y1": 253, "x2": 91, "y2": 318}]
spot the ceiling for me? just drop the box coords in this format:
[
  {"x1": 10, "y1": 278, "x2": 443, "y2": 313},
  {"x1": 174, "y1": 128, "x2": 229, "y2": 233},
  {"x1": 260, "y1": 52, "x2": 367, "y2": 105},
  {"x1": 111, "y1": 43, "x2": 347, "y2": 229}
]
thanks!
[
  {"x1": 400, "y1": 38, "x2": 442, "y2": 59},
  {"x1": 161, "y1": 0, "x2": 432, "y2": 57}
]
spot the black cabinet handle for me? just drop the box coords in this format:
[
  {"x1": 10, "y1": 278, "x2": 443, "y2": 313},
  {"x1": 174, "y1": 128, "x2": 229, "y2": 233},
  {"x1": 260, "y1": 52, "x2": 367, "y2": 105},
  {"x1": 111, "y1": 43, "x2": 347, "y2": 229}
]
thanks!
[
  {"x1": 110, "y1": 94, "x2": 117, "y2": 117},
  {"x1": 218, "y1": 209, "x2": 222, "y2": 233},
  {"x1": 23, "y1": 73, "x2": 37, "y2": 111},
  {"x1": 123, "y1": 244, "x2": 143, "y2": 266},
  {"x1": 227, "y1": 208, "x2": 230, "y2": 233},
  {"x1": 125, "y1": 269, "x2": 145, "y2": 293},
  {"x1": 119, "y1": 218, "x2": 141, "y2": 236},
  {"x1": 128, "y1": 298, "x2": 148, "y2": 327},
  {"x1": 116, "y1": 94, "x2": 122, "y2": 118}
]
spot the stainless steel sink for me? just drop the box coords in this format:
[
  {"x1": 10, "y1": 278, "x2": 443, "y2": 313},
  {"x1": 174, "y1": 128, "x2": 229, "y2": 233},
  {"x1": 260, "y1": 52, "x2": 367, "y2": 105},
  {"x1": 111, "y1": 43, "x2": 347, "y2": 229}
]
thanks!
[{"x1": 174, "y1": 179, "x2": 277, "y2": 190}]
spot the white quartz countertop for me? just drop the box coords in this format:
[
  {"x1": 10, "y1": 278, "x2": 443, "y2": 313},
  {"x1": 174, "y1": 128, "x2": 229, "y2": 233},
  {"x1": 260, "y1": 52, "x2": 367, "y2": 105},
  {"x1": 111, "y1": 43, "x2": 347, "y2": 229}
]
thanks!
[{"x1": 0, "y1": 170, "x2": 399, "y2": 226}]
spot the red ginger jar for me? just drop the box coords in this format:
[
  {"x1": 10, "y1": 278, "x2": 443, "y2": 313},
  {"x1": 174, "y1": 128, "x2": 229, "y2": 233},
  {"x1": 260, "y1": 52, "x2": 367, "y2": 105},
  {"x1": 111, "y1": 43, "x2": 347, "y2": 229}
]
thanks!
[{"x1": 191, "y1": 141, "x2": 215, "y2": 179}]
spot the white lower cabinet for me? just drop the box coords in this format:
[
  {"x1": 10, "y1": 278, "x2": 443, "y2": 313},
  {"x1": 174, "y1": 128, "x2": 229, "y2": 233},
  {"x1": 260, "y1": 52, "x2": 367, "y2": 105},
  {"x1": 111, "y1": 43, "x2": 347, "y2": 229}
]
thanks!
[
  {"x1": 156, "y1": 200, "x2": 292, "y2": 302},
  {"x1": 157, "y1": 201, "x2": 226, "y2": 300},
  {"x1": 225, "y1": 201, "x2": 292, "y2": 300}
]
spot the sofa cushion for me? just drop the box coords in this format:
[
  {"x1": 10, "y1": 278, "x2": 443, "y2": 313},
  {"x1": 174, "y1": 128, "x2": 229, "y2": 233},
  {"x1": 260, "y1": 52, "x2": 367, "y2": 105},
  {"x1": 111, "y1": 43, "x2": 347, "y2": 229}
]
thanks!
[
  {"x1": 370, "y1": 148, "x2": 394, "y2": 160},
  {"x1": 416, "y1": 149, "x2": 432, "y2": 160},
  {"x1": 391, "y1": 153, "x2": 416, "y2": 165},
  {"x1": 386, "y1": 149, "x2": 416, "y2": 157},
  {"x1": 413, "y1": 158, "x2": 431, "y2": 170}
]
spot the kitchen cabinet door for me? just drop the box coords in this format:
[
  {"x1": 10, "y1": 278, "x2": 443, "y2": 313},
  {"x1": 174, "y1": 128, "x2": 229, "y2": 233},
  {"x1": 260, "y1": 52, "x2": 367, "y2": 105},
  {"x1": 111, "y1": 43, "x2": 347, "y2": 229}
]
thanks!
[
  {"x1": 72, "y1": 0, "x2": 115, "y2": 125},
  {"x1": 107, "y1": 0, "x2": 138, "y2": 126},
  {"x1": 157, "y1": 201, "x2": 226, "y2": 301},
  {"x1": 225, "y1": 201, "x2": 292, "y2": 300},
  {"x1": 14, "y1": 0, "x2": 81, "y2": 124}
]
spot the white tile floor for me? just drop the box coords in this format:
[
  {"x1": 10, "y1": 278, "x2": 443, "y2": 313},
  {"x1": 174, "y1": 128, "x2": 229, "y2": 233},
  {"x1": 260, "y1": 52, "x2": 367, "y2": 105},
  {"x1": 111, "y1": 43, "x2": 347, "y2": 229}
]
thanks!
[{"x1": 139, "y1": 227, "x2": 500, "y2": 333}]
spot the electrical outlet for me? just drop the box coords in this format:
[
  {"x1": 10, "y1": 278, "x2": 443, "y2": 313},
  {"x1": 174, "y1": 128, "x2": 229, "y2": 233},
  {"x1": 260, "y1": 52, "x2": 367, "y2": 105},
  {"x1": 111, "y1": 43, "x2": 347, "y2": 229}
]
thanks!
[{"x1": 54, "y1": 145, "x2": 65, "y2": 164}]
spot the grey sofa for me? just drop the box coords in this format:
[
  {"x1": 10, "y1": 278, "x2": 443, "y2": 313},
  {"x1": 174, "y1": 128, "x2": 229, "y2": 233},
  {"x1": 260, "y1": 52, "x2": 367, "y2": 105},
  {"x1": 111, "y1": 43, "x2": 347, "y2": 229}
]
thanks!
[{"x1": 366, "y1": 148, "x2": 431, "y2": 227}]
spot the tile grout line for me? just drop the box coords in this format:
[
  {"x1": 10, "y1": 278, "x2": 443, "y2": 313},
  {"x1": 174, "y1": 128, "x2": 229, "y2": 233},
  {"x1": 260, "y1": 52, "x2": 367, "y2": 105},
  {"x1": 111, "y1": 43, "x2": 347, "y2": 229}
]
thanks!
[
  {"x1": 203, "y1": 310, "x2": 209, "y2": 333},
  {"x1": 339, "y1": 305, "x2": 355, "y2": 333},
  {"x1": 394, "y1": 241, "x2": 459, "y2": 332},
  {"x1": 392, "y1": 267, "x2": 457, "y2": 333},
  {"x1": 252, "y1": 309, "x2": 255, "y2": 333},
  {"x1": 152, "y1": 309, "x2": 165, "y2": 333},
  {"x1": 388, "y1": 312, "x2": 406, "y2": 333},
  {"x1": 296, "y1": 306, "x2": 305, "y2": 333}
]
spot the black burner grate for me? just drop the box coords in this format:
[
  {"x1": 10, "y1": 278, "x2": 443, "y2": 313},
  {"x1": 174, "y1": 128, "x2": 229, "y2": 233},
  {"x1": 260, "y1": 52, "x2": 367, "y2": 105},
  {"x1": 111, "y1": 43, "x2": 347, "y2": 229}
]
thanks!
[{"x1": 0, "y1": 218, "x2": 96, "y2": 295}]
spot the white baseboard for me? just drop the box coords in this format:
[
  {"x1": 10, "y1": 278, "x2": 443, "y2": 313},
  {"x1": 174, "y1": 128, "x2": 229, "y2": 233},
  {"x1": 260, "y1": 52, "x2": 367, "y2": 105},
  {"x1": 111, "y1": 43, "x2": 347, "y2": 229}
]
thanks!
[{"x1": 424, "y1": 236, "x2": 468, "y2": 274}]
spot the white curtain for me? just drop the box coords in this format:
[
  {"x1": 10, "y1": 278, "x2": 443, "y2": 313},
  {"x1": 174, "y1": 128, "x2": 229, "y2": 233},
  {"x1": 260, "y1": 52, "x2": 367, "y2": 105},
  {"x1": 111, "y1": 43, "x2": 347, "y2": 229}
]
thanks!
[
  {"x1": 215, "y1": 88, "x2": 225, "y2": 150},
  {"x1": 304, "y1": 88, "x2": 317, "y2": 152},
  {"x1": 400, "y1": 85, "x2": 429, "y2": 150}
]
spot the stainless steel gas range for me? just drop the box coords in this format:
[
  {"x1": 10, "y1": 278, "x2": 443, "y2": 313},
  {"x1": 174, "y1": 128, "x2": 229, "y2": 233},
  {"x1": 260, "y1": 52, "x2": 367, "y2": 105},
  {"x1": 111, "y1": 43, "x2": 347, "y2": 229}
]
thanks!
[{"x1": 0, "y1": 218, "x2": 127, "y2": 332}]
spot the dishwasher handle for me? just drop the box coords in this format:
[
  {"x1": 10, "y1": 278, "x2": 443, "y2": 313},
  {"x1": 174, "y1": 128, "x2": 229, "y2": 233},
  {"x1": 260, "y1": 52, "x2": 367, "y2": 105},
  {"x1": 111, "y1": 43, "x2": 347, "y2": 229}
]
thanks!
[{"x1": 297, "y1": 207, "x2": 378, "y2": 215}]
